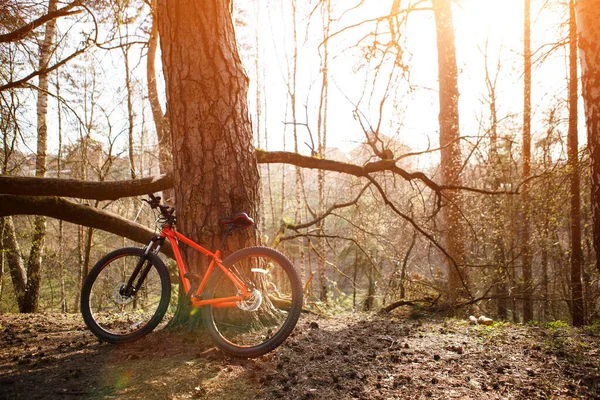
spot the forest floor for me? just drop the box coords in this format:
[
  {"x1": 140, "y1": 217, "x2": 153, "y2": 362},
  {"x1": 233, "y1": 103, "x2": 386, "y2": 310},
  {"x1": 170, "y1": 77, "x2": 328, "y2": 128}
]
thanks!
[{"x1": 0, "y1": 309, "x2": 599, "y2": 400}]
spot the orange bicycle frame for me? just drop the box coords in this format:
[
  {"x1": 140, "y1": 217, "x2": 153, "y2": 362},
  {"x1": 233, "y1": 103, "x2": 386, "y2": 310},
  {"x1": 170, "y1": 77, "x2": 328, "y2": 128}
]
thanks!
[{"x1": 159, "y1": 225, "x2": 250, "y2": 308}]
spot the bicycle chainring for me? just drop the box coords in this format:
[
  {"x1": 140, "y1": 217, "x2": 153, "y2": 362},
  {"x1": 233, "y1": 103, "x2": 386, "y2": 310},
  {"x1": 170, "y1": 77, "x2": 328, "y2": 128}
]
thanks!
[{"x1": 236, "y1": 289, "x2": 262, "y2": 311}]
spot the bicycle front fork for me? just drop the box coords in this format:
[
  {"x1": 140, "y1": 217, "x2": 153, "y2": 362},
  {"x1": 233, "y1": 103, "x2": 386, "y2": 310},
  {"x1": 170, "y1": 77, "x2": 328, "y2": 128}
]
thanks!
[{"x1": 123, "y1": 236, "x2": 165, "y2": 295}]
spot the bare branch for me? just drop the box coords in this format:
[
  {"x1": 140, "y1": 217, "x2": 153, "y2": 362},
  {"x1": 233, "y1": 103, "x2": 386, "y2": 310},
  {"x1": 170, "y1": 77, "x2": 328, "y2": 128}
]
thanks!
[
  {"x1": 365, "y1": 176, "x2": 473, "y2": 300},
  {"x1": 0, "y1": 0, "x2": 83, "y2": 43},
  {"x1": 256, "y1": 150, "x2": 513, "y2": 196},
  {"x1": 288, "y1": 183, "x2": 371, "y2": 231},
  {"x1": 0, "y1": 45, "x2": 90, "y2": 92}
]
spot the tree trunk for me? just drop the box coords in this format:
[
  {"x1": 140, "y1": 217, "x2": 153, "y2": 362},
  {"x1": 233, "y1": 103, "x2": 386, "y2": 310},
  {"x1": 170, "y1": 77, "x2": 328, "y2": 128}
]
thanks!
[
  {"x1": 432, "y1": 0, "x2": 465, "y2": 302},
  {"x1": 484, "y1": 39, "x2": 508, "y2": 320},
  {"x1": 575, "y1": 0, "x2": 600, "y2": 277},
  {"x1": 147, "y1": 0, "x2": 172, "y2": 200},
  {"x1": 521, "y1": 0, "x2": 534, "y2": 323},
  {"x1": 288, "y1": 0, "x2": 307, "y2": 296},
  {"x1": 23, "y1": 0, "x2": 59, "y2": 313},
  {"x1": 56, "y1": 69, "x2": 66, "y2": 312},
  {"x1": 363, "y1": 265, "x2": 375, "y2": 312},
  {"x1": 82, "y1": 225, "x2": 94, "y2": 283},
  {"x1": 569, "y1": 0, "x2": 585, "y2": 326},
  {"x1": 352, "y1": 248, "x2": 358, "y2": 309},
  {"x1": 0, "y1": 217, "x2": 27, "y2": 310},
  {"x1": 157, "y1": 0, "x2": 260, "y2": 324},
  {"x1": 124, "y1": 44, "x2": 136, "y2": 180},
  {"x1": 316, "y1": 0, "x2": 331, "y2": 304}
]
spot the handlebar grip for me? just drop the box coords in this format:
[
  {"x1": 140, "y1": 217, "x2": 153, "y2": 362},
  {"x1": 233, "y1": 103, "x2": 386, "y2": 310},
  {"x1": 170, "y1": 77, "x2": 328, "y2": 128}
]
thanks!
[{"x1": 148, "y1": 193, "x2": 161, "y2": 202}]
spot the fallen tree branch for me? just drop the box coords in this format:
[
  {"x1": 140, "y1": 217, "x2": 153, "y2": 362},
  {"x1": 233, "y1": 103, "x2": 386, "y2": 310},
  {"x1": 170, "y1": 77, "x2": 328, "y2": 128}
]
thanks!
[
  {"x1": 0, "y1": 195, "x2": 173, "y2": 258},
  {"x1": 256, "y1": 150, "x2": 513, "y2": 195},
  {"x1": 0, "y1": 151, "x2": 514, "y2": 200},
  {"x1": 378, "y1": 298, "x2": 436, "y2": 314},
  {"x1": 0, "y1": 173, "x2": 173, "y2": 200}
]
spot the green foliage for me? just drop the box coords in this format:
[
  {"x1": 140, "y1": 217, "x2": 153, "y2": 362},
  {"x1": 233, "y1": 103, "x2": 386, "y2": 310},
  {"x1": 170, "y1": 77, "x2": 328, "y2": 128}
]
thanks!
[
  {"x1": 545, "y1": 320, "x2": 569, "y2": 331},
  {"x1": 583, "y1": 319, "x2": 600, "y2": 336}
]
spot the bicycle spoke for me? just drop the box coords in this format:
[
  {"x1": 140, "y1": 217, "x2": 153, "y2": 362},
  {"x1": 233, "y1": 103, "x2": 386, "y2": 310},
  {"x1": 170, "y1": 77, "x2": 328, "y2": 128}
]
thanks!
[
  {"x1": 204, "y1": 248, "x2": 302, "y2": 355},
  {"x1": 85, "y1": 252, "x2": 166, "y2": 338}
]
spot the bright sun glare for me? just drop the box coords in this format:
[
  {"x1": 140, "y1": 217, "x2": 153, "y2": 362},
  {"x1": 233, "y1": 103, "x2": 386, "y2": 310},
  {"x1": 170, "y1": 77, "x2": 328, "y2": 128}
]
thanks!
[{"x1": 262, "y1": 0, "x2": 535, "y2": 155}]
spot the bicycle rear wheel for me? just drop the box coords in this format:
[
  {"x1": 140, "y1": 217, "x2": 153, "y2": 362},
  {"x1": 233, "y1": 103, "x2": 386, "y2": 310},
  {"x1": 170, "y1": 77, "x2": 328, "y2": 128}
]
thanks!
[
  {"x1": 202, "y1": 247, "x2": 303, "y2": 357},
  {"x1": 80, "y1": 247, "x2": 171, "y2": 343}
]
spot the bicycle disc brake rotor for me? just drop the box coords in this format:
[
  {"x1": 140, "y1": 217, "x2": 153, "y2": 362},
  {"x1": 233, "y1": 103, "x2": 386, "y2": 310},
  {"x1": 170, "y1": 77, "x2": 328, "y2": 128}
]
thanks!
[
  {"x1": 237, "y1": 289, "x2": 262, "y2": 311},
  {"x1": 112, "y1": 283, "x2": 134, "y2": 305}
]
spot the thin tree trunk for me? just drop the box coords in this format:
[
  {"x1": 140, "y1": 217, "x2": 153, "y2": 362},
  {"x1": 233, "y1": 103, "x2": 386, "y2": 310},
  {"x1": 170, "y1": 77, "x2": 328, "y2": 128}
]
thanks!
[
  {"x1": 0, "y1": 247, "x2": 3, "y2": 308},
  {"x1": 352, "y1": 247, "x2": 358, "y2": 309},
  {"x1": 521, "y1": 0, "x2": 534, "y2": 322},
  {"x1": 432, "y1": 0, "x2": 465, "y2": 302},
  {"x1": 541, "y1": 217, "x2": 549, "y2": 322},
  {"x1": 363, "y1": 265, "x2": 375, "y2": 311},
  {"x1": 0, "y1": 217, "x2": 27, "y2": 310},
  {"x1": 147, "y1": 0, "x2": 172, "y2": 197},
  {"x1": 288, "y1": 0, "x2": 306, "y2": 292},
  {"x1": 568, "y1": 0, "x2": 585, "y2": 326},
  {"x1": 124, "y1": 45, "x2": 136, "y2": 180},
  {"x1": 575, "y1": 0, "x2": 600, "y2": 276},
  {"x1": 56, "y1": 70, "x2": 66, "y2": 312},
  {"x1": 484, "y1": 41, "x2": 508, "y2": 320},
  {"x1": 316, "y1": 0, "x2": 331, "y2": 303},
  {"x1": 74, "y1": 224, "x2": 84, "y2": 312},
  {"x1": 400, "y1": 230, "x2": 416, "y2": 300},
  {"x1": 23, "y1": 0, "x2": 59, "y2": 313},
  {"x1": 254, "y1": 0, "x2": 265, "y2": 234},
  {"x1": 82, "y1": 223, "x2": 95, "y2": 283}
]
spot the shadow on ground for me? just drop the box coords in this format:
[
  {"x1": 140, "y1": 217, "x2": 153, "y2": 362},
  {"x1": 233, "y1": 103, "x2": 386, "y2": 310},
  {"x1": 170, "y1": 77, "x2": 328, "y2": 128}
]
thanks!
[{"x1": 1, "y1": 312, "x2": 599, "y2": 399}]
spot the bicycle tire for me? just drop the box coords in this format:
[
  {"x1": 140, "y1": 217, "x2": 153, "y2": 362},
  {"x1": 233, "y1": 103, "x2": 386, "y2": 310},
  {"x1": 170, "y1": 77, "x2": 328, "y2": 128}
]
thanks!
[
  {"x1": 201, "y1": 246, "x2": 303, "y2": 357},
  {"x1": 80, "y1": 247, "x2": 171, "y2": 344}
]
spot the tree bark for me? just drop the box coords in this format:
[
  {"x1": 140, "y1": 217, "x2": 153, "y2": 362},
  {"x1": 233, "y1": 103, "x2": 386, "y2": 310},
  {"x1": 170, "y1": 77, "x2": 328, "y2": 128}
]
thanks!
[
  {"x1": 22, "y1": 0, "x2": 58, "y2": 313},
  {"x1": 569, "y1": 0, "x2": 585, "y2": 327},
  {"x1": 484, "y1": 43, "x2": 508, "y2": 320},
  {"x1": 124, "y1": 43, "x2": 137, "y2": 180},
  {"x1": 0, "y1": 217, "x2": 27, "y2": 310},
  {"x1": 157, "y1": 0, "x2": 259, "y2": 255},
  {"x1": 147, "y1": 0, "x2": 172, "y2": 187},
  {"x1": 576, "y1": 0, "x2": 600, "y2": 277},
  {"x1": 521, "y1": 0, "x2": 534, "y2": 323},
  {"x1": 432, "y1": 0, "x2": 465, "y2": 302},
  {"x1": 156, "y1": 1, "x2": 260, "y2": 324},
  {"x1": 316, "y1": 0, "x2": 331, "y2": 303},
  {"x1": 0, "y1": 174, "x2": 173, "y2": 199}
]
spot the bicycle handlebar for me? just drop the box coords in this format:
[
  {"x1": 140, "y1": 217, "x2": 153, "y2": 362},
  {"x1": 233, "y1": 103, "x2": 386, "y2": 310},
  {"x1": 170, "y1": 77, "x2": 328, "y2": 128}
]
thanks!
[{"x1": 145, "y1": 193, "x2": 175, "y2": 221}]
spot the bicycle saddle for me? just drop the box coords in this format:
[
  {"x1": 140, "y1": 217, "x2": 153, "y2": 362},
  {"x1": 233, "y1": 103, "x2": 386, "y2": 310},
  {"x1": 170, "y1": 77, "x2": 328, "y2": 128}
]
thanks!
[{"x1": 219, "y1": 212, "x2": 254, "y2": 228}]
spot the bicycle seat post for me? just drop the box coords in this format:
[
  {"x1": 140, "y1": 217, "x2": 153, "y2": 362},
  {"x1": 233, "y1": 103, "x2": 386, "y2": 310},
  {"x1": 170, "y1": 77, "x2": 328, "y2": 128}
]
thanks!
[{"x1": 216, "y1": 225, "x2": 234, "y2": 253}]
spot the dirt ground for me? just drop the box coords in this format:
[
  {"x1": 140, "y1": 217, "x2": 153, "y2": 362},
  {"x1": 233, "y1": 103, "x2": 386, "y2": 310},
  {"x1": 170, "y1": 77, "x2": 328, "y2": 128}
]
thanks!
[{"x1": 1, "y1": 310, "x2": 599, "y2": 399}]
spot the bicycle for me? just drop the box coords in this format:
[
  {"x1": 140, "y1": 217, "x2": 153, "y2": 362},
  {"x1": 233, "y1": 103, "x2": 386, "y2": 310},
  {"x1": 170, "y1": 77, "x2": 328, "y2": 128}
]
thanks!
[{"x1": 80, "y1": 193, "x2": 303, "y2": 357}]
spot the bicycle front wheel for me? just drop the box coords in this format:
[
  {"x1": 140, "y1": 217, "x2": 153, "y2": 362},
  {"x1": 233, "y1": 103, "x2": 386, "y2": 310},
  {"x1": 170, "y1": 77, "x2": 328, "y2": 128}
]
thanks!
[
  {"x1": 80, "y1": 247, "x2": 171, "y2": 344},
  {"x1": 202, "y1": 247, "x2": 303, "y2": 357}
]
